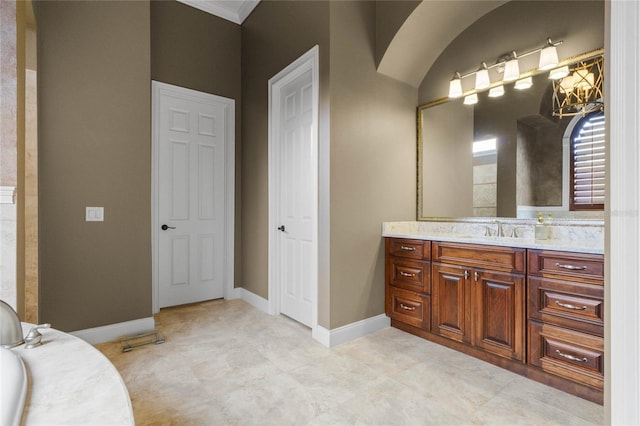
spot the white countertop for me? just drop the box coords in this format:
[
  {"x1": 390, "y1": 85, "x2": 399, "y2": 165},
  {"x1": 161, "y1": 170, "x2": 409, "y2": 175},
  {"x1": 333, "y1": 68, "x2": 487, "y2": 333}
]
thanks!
[
  {"x1": 382, "y1": 221, "x2": 604, "y2": 255},
  {"x1": 14, "y1": 324, "x2": 134, "y2": 426}
]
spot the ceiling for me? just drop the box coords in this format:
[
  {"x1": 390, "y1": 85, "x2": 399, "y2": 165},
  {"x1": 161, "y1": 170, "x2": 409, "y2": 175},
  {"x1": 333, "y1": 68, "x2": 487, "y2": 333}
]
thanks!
[{"x1": 176, "y1": 0, "x2": 260, "y2": 25}]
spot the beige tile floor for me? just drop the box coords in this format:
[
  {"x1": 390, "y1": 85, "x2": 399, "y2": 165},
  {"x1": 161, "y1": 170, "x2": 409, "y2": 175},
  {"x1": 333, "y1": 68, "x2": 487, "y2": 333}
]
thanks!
[{"x1": 96, "y1": 299, "x2": 604, "y2": 426}]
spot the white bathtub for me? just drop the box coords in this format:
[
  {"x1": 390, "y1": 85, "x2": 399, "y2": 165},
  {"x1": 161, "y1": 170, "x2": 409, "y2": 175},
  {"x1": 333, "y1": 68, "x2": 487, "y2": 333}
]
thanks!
[
  {"x1": 10, "y1": 324, "x2": 134, "y2": 425},
  {"x1": 0, "y1": 346, "x2": 27, "y2": 426}
]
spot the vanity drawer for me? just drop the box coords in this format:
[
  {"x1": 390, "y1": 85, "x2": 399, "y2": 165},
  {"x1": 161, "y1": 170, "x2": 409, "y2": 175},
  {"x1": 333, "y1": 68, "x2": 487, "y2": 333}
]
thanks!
[
  {"x1": 529, "y1": 277, "x2": 604, "y2": 336},
  {"x1": 432, "y1": 241, "x2": 525, "y2": 273},
  {"x1": 528, "y1": 321, "x2": 604, "y2": 390},
  {"x1": 528, "y1": 250, "x2": 604, "y2": 284},
  {"x1": 387, "y1": 238, "x2": 430, "y2": 260},
  {"x1": 386, "y1": 287, "x2": 430, "y2": 330},
  {"x1": 388, "y1": 257, "x2": 431, "y2": 294}
]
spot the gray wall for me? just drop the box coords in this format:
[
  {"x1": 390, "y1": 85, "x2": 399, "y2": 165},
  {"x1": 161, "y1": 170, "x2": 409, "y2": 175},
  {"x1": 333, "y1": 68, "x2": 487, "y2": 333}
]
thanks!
[
  {"x1": 328, "y1": 1, "x2": 416, "y2": 328},
  {"x1": 151, "y1": 0, "x2": 243, "y2": 285},
  {"x1": 36, "y1": 0, "x2": 152, "y2": 331}
]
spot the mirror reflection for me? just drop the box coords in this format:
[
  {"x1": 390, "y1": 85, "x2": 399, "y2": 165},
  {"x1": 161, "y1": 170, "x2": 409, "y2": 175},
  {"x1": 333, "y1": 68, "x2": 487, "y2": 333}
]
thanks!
[{"x1": 418, "y1": 52, "x2": 605, "y2": 220}]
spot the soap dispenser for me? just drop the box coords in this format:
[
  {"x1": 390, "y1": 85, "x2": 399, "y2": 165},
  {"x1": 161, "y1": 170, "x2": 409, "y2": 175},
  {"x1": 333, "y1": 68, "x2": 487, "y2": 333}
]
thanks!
[{"x1": 535, "y1": 213, "x2": 548, "y2": 240}]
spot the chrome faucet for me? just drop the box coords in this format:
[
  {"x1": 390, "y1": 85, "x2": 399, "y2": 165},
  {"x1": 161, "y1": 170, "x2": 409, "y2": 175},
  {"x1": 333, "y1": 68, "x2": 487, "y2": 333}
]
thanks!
[{"x1": 0, "y1": 300, "x2": 24, "y2": 348}]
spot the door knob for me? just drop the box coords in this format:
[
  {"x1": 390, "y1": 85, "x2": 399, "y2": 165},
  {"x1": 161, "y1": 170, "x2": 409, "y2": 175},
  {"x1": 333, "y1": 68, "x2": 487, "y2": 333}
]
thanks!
[
  {"x1": 277, "y1": 225, "x2": 285, "y2": 232},
  {"x1": 161, "y1": 224, "x2": 176, "y2": 231}
]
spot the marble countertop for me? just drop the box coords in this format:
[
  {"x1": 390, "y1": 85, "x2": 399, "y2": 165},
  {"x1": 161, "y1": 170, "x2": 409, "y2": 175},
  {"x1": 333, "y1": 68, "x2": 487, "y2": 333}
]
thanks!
[
  {"x1": 14, "y1": 324, "x2": 134, "y2": 426},
  {"x1": 382, "y1": 221, "x2": 604, "y2": 255}
]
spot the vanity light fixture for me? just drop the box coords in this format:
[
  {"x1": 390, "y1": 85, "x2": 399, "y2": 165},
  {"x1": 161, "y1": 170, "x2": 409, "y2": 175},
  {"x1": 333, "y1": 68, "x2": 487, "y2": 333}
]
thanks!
[
  {"x1": 514, "y1": 76, "x2": 533, "y2": 90},
  {"x1": 475, "y1": 62, "x2": 490, "y2": 90},
  {"x1": 488, "y1": 85, "x2": 505, "y2": 97},
  {"x1": 448, "y1": 72, "x2": 463, "y2": 98},
  {"x1": 446, "y1": 37, "x2": 563, "y2": 104},
  {"x1": 463, "y1": 93, "x2": 478, "y2": 105},
  {"x1": 503, "y1": 51, "x2": 520, "y2": 82}
]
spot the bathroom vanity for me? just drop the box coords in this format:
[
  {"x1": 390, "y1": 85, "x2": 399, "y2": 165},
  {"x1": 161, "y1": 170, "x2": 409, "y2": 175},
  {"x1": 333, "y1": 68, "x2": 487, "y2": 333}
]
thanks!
[{"x1": 383, "y1": 221, "x2": 604, "y2": 404}]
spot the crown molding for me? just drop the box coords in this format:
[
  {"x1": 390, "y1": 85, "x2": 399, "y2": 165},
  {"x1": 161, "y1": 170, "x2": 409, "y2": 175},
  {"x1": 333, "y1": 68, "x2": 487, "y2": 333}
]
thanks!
[{"x1": 176, "y1": 0, "x2": 260, "y2": 25}]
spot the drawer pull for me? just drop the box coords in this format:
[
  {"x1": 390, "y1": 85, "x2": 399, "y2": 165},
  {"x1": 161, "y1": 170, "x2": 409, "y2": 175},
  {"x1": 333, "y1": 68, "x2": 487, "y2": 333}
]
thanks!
[
  {"x1": 399, "y1": 303, "x2": 416, "y2": 311},
  {"x1": 400, "y1": 245, "x2": 416, "y2": 251},
  {"x1": 555, "y1": 263, "x2": 588, "y2": 271},
  {"x1": 555, "y1": 301, "x2": 587, "y2": 311},
  {"x1": 555, "y1": 350, "x2": 588, "y2": 363},
  {"x1": 399, "y1": 271, "x2": 416, "y2": 277}
]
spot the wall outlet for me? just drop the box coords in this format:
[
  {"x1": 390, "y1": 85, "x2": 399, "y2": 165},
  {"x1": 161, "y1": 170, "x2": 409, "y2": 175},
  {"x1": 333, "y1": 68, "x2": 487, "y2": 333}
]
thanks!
[{"x1": 86, "y1": 207, "x2": 104, "y2": 222}]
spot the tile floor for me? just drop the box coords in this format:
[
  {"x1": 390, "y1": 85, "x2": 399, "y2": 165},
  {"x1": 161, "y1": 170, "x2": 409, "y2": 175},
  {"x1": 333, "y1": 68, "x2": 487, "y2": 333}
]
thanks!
[{"x1": 96, "y1": 299, "x2": 604, "y2": 425}]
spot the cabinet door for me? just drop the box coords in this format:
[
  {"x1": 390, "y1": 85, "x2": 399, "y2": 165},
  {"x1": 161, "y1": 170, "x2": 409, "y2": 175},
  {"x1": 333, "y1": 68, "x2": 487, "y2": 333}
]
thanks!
[
  {"x1": 432, "y1": 263, "x2": 471, "y2": 344},
  {"x1": 474, "y1": 270, "x2": 525, "y2": 361}
]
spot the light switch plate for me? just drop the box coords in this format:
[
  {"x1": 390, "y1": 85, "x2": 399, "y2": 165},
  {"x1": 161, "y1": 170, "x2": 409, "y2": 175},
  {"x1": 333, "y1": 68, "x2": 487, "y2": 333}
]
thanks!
[{"x1": 86, "y1": 206, "x2": 104, "y2": 222}]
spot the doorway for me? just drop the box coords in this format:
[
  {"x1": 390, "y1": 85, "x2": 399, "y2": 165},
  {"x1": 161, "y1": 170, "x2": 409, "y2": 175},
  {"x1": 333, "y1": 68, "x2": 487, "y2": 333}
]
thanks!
[
  {"x1": 268, "y1": 46, "x2": 319, "y2": 328},
  {"x1": 151, "y1": 81, "x2": 235, "y2": 312}
]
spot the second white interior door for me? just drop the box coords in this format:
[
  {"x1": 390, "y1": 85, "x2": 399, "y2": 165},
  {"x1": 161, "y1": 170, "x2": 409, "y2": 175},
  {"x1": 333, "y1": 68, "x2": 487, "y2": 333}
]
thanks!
[{"x1": 276, "y1": 68, "x2": 315, "y2": 327}]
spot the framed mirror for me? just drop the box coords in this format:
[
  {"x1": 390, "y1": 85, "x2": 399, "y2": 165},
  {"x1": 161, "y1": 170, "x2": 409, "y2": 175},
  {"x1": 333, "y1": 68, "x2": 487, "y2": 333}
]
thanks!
[{"x1": 417, "y1": 49, "x2": 604, "y2": 221}]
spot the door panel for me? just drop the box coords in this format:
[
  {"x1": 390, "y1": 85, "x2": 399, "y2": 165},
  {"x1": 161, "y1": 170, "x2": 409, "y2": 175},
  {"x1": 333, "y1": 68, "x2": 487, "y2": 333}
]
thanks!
[
  {"x1": 277, "y1": 71, "x2": 314, "y2": 327},
  {"x1": 474, "y1": 270, "x2": 525, "y2": 361},
  {"x1": 432, "y1": 263, "x2": 471, "y2": 343},
  {"x1": 158, "y1": 89, "x2": 226, "y2": 308}
]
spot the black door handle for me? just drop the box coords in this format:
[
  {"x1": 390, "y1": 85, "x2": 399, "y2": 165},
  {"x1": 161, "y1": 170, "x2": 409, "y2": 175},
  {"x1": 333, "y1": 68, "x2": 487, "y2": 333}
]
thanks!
[
  {"x1": 161, "y1": 224, "x2": 176, "y2": 231},
  {"x1": 277, "y1": 225, "x2": 285, "y2": 232}
]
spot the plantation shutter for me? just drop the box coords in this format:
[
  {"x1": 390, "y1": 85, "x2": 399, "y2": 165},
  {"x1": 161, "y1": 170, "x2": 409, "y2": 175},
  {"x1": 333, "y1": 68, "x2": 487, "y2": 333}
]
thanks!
[{"x1": 570, "y1": 111, "x2": 605, "y2": 210}]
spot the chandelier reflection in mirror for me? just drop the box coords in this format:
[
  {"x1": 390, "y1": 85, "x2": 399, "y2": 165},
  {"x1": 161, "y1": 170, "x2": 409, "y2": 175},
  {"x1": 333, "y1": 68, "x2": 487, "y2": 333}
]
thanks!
[{"x1": 552, "y1": 56, "x2": 603, "y2": 118}]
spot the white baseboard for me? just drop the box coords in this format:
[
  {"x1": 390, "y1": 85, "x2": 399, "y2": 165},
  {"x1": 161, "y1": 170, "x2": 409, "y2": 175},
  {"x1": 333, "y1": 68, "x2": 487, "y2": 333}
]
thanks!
[
  {"x1": 235, "y1": 287, "x2": 269, "y2": 314},
  {"x1": 70, "y1": 317, "x2": 155, "y2": 345},
  {"x1": 312, "y1": 314, "x2": 390, "y2": 348}
]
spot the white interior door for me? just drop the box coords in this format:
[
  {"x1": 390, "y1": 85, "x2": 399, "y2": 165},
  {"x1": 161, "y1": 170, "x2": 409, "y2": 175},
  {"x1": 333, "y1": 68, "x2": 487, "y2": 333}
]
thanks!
[
  {"x1": 270, "y1": 48, "x2": 319, "y2": 328},
  {"x1": 155, "y1": 83, "x2": 229, "y2": 308}
]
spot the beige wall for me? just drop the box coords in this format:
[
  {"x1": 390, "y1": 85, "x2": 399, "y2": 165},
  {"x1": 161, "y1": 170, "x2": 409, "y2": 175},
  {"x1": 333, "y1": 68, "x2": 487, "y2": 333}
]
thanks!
[
  {"x1": 421, "y1": 101, "x2": 473, "y2": 217},
  {"x1": 240, "y1": 0, "x2": 331, "y2": 322},
  {"x1": 374, "y1": 0, "x2": 420, "y2": 68},
  {"x1": 150, "y1": 0, "x2": 243, "y2": 284},
  {"x1": 36, "y1": 1, "x2": 152, "y2": 331},
  {"x1": 328, "y1": 1, "x2": 416, "y2": 328},
  {"x1": 1, "y1": 0, "x2": 18, "y2": 188},
  {"x1": 241, "y1": 1, "x2": 416, "y2": 329}
]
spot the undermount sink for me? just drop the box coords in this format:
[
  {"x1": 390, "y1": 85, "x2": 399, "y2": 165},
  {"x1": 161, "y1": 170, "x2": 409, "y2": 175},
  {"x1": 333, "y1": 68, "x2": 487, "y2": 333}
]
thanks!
[{"x1": 0, "y1": 347, "x2": 27, "y2": 426}]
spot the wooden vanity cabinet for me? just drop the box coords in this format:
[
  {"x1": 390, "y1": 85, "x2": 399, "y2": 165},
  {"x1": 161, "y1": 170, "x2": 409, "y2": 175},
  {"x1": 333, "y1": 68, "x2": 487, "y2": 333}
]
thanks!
[
  {"x1": 384, "y1": 237, "x2": 604, "y2": 404},
  {"x1": 432, "y1": 242, "x2": 526, "y2": 361},
  {"x1": 527, "y1": 250, "x2": 605, "y2": 393},
  {"x1": 385, "y1": 238, "x2": 431, "y2": 330}
]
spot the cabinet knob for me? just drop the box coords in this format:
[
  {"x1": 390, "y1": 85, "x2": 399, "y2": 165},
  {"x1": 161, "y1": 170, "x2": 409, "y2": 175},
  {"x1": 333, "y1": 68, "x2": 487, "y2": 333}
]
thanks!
[{"x1": 464, "y1": 270, "x2": 470, "y2": 279}]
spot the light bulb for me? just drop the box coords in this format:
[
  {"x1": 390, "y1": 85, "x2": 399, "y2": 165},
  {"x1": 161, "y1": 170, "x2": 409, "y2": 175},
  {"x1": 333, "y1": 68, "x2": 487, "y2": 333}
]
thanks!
[
  {"x1": 448, "y1": 72, "x2": 463, "y2": 98},
  {"x1": 559, "y1": 74, "x2": 576, "y2": 93},
  {"x1": 539, "y1": 44, "x2": 559, "y2": 70},
  {"x1": 514, "y1": 76, "x2": 533, "y2": 90},
  {"x1": 503, "y1": 55, "x2": 520, "y2": 82},
  {"x1": 488, "y1": 86, "x2": 505, "y2": 97},
  {"x1": 475, "y1": 63, "x2": 490, "y2": 90},
  {"x1": 549, "y1": 65, "x2": 569, "y2": 80},
  {"x1": 463, "y1": 93, "x2": 478, "y2": 105}
]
